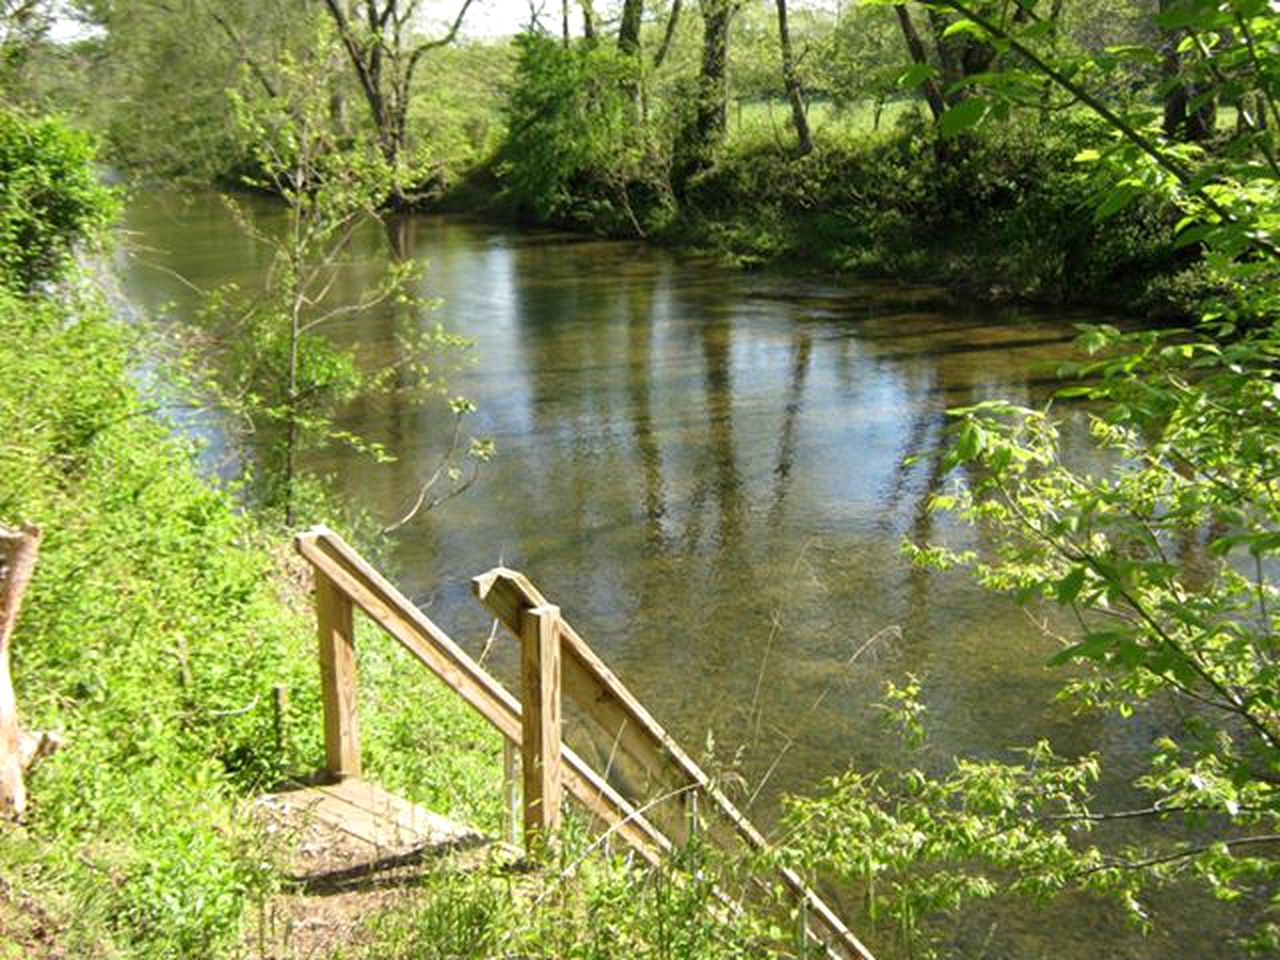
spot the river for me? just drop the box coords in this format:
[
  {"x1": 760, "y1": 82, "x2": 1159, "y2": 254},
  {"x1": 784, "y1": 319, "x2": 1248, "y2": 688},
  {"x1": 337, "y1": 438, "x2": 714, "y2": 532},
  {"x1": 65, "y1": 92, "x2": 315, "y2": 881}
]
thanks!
[{"x1": 116, "y1": 189, "x2": 1240, "y2": 958}]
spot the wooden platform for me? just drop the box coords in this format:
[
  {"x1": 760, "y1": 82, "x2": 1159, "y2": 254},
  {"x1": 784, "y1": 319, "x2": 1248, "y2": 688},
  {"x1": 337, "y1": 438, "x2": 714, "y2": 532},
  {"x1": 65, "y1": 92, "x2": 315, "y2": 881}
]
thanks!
[
  {"x1": 248, "y1": 779, "x2": 508, "y2": 957},
  {"x1": 258, "y1": 777, "x2": 484, "y2": 855}
]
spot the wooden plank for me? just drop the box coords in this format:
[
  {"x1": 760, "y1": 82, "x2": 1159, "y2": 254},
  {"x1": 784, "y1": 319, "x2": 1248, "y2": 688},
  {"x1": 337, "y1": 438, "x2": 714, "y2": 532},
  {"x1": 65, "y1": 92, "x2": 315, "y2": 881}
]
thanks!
[
  {"x1": 316, "y1": 570, "x2": 360, "y2": 779},
  {"x1": 0, "y1": 523, "x2": 41, "y2": 817},
  {"x1": 472, "y1": 566, "x2": 874, "y2": 960},
  {"x1": 474, "y1": 569, "x2": 691, "y2": 825},
  {"x1": 297, "y1": 532, "x2": 863, "y2": 955},
  {"x1": 274, "y1": 786, "x2": 423, "y2": 852},
  {"x1": 295, "y1": 527, "x2": 669, "y2": 864},
  {"x1": 520, "y1": 605, "x2": 562, "y2": 852},
  {"x1": 318, "y1": 778, "x2": 478, "y2": 844}
]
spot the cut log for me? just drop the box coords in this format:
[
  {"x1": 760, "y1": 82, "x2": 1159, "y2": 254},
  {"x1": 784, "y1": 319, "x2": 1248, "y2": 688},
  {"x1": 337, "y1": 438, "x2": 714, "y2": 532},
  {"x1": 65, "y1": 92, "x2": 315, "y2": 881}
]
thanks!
[{"x1": 1, "y1": 523, "x2": 42, "y2": 818}]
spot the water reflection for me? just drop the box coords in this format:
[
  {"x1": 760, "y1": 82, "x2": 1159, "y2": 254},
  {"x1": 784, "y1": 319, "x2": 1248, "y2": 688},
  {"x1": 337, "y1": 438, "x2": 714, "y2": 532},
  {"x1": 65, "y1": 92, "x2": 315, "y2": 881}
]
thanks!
[{"x1": 117, "y1": 190, "x2": 1239, "y2": 958}]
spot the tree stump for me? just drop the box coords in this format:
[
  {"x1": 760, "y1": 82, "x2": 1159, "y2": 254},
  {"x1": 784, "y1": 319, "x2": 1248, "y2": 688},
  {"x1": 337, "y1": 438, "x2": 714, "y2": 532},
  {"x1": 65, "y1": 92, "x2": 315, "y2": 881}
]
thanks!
[{"x1": 1, "y1": 523, "x2": 42, "y2": 818}]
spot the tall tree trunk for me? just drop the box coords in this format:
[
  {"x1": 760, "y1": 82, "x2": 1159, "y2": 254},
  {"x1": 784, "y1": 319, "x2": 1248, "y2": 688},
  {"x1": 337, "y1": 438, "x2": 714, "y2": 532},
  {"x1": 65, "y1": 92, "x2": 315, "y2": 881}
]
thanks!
[
  {"x1": 674, "y1": 0, "x2": 735, "y2": 189},
  {"x1": 562, "y1": 0, "x2": 570, "y2": 47},
  {"x1": 619, "y1": 0, "x2": 643, "y2": 55},
  {"x1": 1159, "y1": 0, "x2": 1217, "y2": 142},
  {"x1": 0, "y1": 523, "x2": 40, "y2": 818},
  {"x1": 775, "y1": 0, "x2": 812, "y2": 156},
  {"x1": 894, "y1": 4, "x2": 945, "y2": 122},
  {"x1": 695, "y1": 0, "x2": 733, "y2": 148},
  {"x1": 580, "y1": 0, "x2": 597, "y2": 43},
  {"x1": 653, "y1": 0, "x2": 682, "y2": 67}
]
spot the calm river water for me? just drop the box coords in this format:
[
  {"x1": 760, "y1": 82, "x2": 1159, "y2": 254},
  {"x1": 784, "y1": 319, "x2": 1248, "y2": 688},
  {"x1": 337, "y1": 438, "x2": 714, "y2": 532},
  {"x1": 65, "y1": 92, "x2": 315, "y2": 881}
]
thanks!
[{"x1": 117, "y1": 190, "x2": 1239, "y2": 957}]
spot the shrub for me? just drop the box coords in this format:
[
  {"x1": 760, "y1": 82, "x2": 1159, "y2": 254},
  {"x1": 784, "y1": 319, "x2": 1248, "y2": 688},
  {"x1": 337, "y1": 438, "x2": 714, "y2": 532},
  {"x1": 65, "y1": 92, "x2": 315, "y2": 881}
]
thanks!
[{"x1": 0, "y1": 109, "x2": 117, "y2": 291}]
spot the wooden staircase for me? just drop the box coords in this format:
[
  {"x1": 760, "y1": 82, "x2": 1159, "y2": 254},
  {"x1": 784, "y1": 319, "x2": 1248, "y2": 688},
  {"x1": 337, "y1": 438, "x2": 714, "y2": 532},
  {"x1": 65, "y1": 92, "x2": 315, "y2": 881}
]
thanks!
[{"x1": 286, "y1": 526, "x2": 875, "y2": 960}]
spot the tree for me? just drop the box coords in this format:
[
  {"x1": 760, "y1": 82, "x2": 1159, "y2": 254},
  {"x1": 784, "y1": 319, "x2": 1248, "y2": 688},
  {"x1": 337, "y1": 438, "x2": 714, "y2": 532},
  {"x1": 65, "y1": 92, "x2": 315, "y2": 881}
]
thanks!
[
  {"x1": 618, "y1": 0, "x2": 643, "y2": 55},
  {"x1": 0, "y1": 107, "x2": 117, "y2": 292},
  {"x1": 653, "y1": 0, "x2": 682, "y2": 67},
  {"x1": 1158, "y1": 0, "x2": 1217, "y2": 141},
  {"x1": 81, "y1": 0, "x2": 310, "y2": 180},
  {"x1": 785, "y1": 0, "x2": 1280, "y2": 953},
  {"x1": 500, "y1": 31, "x2": 660, "y2": 233},
  {"x1": 210, "y1": 36, "x2": 487, "y2": 524},
  {"x1": 893, "y1": 3, "x2": 946, "y2": 121},
  {"x1": 674, "y1": 0, "x2": 739, "y2": 184},
  {"x1": 0, "y1": 0, "x2": 51, "y2": 90},
  {"x1": 822, "y1": 3, "x2": 913, "y2": 128},
  {"x1": 320, "y1": 0, "x2": 476, "y2": 201},
  {"x1": 774, "y1": 0, "x2": 812, "y2": 155}
]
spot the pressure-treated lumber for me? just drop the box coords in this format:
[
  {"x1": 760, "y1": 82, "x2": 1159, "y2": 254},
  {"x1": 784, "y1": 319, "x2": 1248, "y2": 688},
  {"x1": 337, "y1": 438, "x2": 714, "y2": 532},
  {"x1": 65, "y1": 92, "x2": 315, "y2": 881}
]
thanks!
[
  {"x1": 261, "y1": 776, "x2": 480, "y2": 853},
  {"x1": 296, "y1": 528, "x2": 869, "y2": 959},
  {"x1": 0, "y1": 523, "x2": 41, "y2": 818},
  {"x1": 473, "y1": 565, "x2": 875, "y2": 960},
  {"x1": 295, "y1": 527, "x2": 669, "y2": 862},
  {"x1": 317, "y1": 570, "x2": 360, "y2": 779},
  {"x1": 520, "y1": 604, "x2": 562, "y2": 850},
  {"x1": 474, "y1": 569, "x2": 690, "y2": 806}
]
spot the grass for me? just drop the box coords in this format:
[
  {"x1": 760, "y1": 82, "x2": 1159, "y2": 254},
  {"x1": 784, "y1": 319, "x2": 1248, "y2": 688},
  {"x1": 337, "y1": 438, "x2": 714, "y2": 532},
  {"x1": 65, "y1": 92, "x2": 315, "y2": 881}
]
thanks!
[
  {"x1": 350, "y1": 828, "x2": 795, "y2": 960},
  {"x1": 728, "y1": 97, "x2": 925, "y2": 150},
  {"x1": 0, "y1": 276, "x2": 505, "y2": 957}
]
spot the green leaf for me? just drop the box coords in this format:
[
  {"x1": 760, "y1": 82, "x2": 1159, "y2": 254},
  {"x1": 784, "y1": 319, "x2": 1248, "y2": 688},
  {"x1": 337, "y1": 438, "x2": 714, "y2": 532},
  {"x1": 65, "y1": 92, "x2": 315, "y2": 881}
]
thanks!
[
  {"x1": 939, "y1": 98, "x2": 987, "y2": 138},
  {"x1": 897, "y1": 63, "x2": 939, "y2": 89},
  {"x1": 1093, "y1": 183, "x2": 1142, "y2": 221},
  {"x1": 942, "y1": 18, "x2": 987, "y2": 40},
  {"x1": 1049, "y1": 631, "x2": 1129, "y2": 666},
  {"x1": 1057, "y1": 567, "x2": 1087, "y2": 605}
]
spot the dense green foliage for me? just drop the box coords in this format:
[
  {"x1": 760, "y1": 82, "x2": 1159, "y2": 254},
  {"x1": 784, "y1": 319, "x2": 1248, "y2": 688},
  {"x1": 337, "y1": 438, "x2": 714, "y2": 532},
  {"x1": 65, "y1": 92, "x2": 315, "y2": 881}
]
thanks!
[
  {"x1": 499, "y1": 33, "x2": 668, "y2": 230},
  {"x1": 0, "y1": 108, "x2": 116, "y2": 291},
  {"x1": 778, "y1": 0, "x2": 1280, "y2": 955},
  {"x1": 678, "y1": 114, "x2": 1188, "y2": 303}
]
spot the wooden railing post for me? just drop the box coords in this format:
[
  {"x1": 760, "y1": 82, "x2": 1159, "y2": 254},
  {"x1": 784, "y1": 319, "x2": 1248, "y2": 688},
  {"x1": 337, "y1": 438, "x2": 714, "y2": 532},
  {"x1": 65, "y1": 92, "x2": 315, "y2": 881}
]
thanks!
[
  {"x1": 519, "y1": 604, "x2": 561, "y2": 854},
  {"x1": 503, "y1": 738, "x2": 519, "y2": 846},
  {"x1": 316, "y1": 569, "x2": 360, "y2": 780}
]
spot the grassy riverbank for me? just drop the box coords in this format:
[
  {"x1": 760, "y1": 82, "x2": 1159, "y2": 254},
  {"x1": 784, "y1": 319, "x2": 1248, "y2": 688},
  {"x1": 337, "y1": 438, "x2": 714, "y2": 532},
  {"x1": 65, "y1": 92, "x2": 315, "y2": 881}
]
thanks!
[
  {"x1": 0, "y1": 269, "x2": 798, "y2": 960},
  {"x1": 0, "y1": 272, "x2": 513, "y2": 955},
  {"x1": 0, "y1": 109, "x2": 798, "y2": 960},
  {"x1": 466, "y1": 109, "x2": 1201, "y2": 316}
]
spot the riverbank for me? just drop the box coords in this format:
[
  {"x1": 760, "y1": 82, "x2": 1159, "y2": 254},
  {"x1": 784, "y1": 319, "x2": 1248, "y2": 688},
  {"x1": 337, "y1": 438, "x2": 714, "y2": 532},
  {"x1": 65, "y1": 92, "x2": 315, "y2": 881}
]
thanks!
[
  {"x1": 440, "y1": 114, "x2": 1207, "y2": 320},
  {"x1": 0, "y1": 271, "x2": 517, "y2": 953},
  {"x1": 0, "y1": 110, "x2": 829, "y2": 959},
  {"x1": 0, "y1": 267, "x2": 816, "y2": 960}
]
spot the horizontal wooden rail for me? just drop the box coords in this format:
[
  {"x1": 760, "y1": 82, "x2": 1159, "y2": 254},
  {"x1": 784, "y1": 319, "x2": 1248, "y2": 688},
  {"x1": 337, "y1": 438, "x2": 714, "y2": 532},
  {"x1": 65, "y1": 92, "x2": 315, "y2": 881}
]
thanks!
[
  {"x1": 295, "y1": 527, "x2": 670, "y2": 861},
  {"x1": 473, "y1": 567, "x2": 874, "y2": 960}
]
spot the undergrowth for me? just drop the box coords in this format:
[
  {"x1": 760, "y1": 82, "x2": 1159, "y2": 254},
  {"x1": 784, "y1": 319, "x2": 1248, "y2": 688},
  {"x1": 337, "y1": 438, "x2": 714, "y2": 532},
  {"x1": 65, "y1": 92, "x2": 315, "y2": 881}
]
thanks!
[
  {"x1": 352, "y1": 827, "x2": 801, "y2": 960},
  {"x1": 0, "y1": 108, "x2": 504, "y2": 957}
]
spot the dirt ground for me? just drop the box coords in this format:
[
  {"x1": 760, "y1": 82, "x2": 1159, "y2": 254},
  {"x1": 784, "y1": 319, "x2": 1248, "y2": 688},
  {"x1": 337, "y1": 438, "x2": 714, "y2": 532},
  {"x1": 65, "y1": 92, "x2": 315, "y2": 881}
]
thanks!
[{"x1": 246, "y1": 790, "x2": 518, "y2": 960}]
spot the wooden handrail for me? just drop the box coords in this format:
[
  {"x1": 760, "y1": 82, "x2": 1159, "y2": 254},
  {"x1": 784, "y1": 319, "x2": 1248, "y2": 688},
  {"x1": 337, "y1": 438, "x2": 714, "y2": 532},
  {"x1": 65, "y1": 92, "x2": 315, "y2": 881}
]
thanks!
[
  {"x1": 295, "y1": 527, "x2": 669, "y2": 861},
  {"x1": 295, "y1": 527, "x2": 872, "y2": 960},
  {"x1": 473, "y1": 566, "x2": 875, "y2": 960}
]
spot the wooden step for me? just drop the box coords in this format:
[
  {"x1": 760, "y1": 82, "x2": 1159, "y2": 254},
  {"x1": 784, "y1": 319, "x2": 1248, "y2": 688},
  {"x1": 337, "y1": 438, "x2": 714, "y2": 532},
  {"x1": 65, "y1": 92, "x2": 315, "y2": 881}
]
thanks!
[{"x1": 258, "y1": 777, "x2": 482, "y2": 854}]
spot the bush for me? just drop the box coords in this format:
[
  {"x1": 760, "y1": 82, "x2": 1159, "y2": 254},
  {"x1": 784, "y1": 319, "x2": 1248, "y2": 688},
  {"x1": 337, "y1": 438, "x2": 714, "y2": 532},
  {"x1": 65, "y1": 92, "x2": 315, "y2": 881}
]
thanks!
[
  {"x1": 498, "y1": 33, "x2": 671, "y2": 233},
  {"x1": 0, "y1": 110, "x2": 117, "y2": 291}
]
